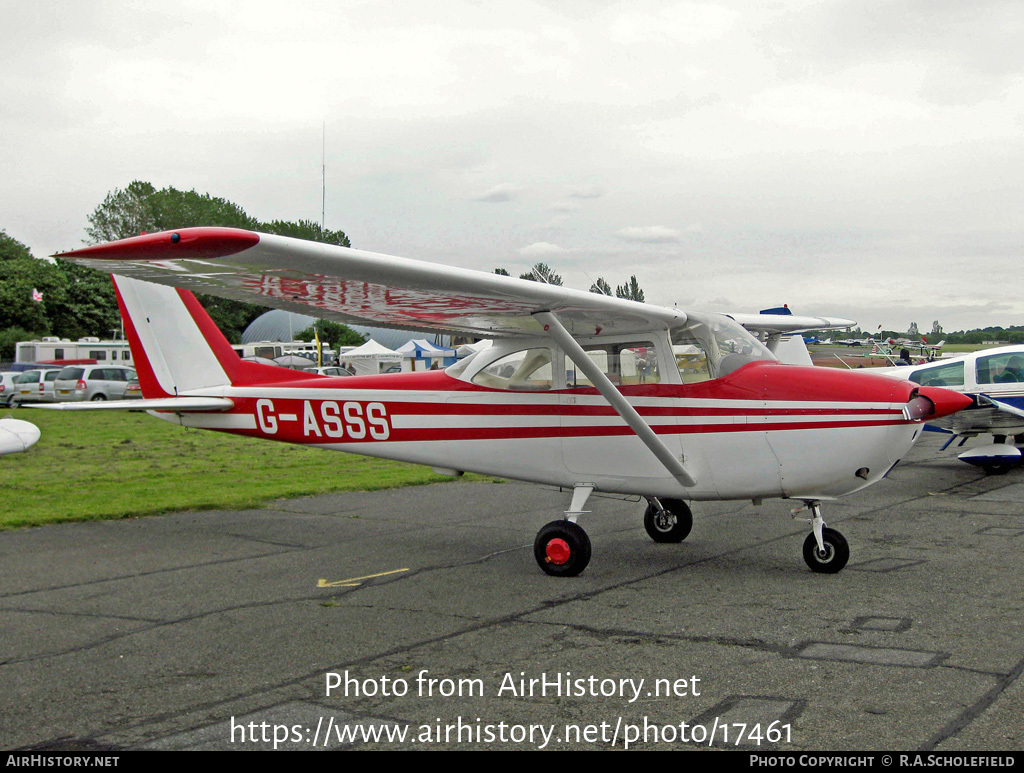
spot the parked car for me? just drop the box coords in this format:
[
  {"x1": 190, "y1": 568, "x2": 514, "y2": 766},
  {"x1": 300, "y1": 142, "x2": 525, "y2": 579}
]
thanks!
[
  {"x1": 123, "y1": 377, "x2": 143, "y2": 399},
  {"x1": 11, "y1": 369, "x2": 62, "y2": 405},
  {"x1": 0, "y1": 371, "x2": 19, "y2": 407},
  {"x1": 53, "y1": 366, "x2": 136, "y2": 402}
]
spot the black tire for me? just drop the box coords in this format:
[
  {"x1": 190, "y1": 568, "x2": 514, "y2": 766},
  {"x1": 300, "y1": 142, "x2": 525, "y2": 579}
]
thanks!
[
  {"x1": 802, "y1": 528, "x2": 850, "y2": 574},
  {"x1": 643, "y1": 498, "x2": 693, "y2": 543},
  {"x1": 91, "y1": 394, "x2": 107, "y2": 401},
  {"x1": 534, "y1": 520, "x2": 592, "y2": 577},
  {"x1": 981, "y1": 461, "x2": 1012, "y2": 475}
]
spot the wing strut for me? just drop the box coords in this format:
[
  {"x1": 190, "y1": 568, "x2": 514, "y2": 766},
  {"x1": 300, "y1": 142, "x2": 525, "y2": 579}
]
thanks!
[
  {"x1": 979, "y1": 394, "x2": 1024, "y2": 420},
  {"x1": 534, "y1": 311, "x2": 696, "y2": 488}
]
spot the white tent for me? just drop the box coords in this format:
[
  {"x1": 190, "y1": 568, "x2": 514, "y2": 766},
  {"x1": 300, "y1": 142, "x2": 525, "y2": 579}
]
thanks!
[
  {"x1": 340, "y1": 339, "x2": 403, "y2": 375},
  {"x1": 396, "y1": 339, "x2": 457, "y2": 371}
]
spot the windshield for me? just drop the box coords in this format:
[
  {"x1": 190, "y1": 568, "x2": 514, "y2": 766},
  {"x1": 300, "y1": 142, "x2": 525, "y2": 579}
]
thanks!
[{"x1": 670, "y1": 314, "x2": 776, "y2": 382}]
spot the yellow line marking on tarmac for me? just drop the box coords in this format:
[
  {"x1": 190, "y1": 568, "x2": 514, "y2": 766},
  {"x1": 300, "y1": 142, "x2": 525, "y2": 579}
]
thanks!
[{"x1": 317, "y1": 568, "x2": 409, "y2": 588}]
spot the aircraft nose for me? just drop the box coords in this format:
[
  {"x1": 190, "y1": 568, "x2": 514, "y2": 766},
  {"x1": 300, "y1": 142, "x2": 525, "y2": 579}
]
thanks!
[{"x1": 911, "y1": 386, "x2": 974, "y2": 420}]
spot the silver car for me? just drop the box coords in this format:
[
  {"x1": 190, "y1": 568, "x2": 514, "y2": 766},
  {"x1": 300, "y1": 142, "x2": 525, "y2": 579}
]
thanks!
[
  {"x1": 0, "y1": 371, "x2": 19, "y2": 407},
  {"x1": 53, "y1": 366, "x2": 136, "y2": 402},
  {"x1": 11, "y1": 369, "x2": 62, "y2": 405}
]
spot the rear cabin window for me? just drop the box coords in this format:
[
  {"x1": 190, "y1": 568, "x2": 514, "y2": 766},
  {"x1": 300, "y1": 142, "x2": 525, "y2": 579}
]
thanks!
[
  {"x1": 909, "y1": 361, "x2": 965, "y2": 387},
  {"x1": 472, "y1": 349, "x2": 553, "y2": 391},
  {"x1": 58, "y1": 368, "x2": 84, "y2": 381}
]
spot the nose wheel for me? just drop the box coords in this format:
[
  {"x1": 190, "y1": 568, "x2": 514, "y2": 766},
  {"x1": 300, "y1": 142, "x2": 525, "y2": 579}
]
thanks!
[
  {"x1": 796, "y1": 501, "x2": 850, "y2": 573},
  {"x1": 802, "y1": 528, "x2": 849, "y2": 573},
  {"x1": 643, "y1": 497, "x2": 693, "y2": 542}
]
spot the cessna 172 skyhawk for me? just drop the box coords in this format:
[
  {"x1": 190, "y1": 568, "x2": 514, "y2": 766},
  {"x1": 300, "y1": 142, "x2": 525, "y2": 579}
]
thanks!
[{"x1": 41, "y1": 228, "x2": 971, "y2": 576}]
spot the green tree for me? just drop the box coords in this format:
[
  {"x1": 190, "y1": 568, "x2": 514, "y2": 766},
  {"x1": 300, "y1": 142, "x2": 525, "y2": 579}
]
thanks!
[
  {"x1": 84, "y1": 182, "x2": 353, "y2": 342},
  {"x1": 493, "y1": 268, "x2": 510, "y2": 276},
  {"x1": 589, "y1": 277, "x2": 612, "y2": 295},
  {"x1": 296, "y1": 320, "x2": 366, "y2": 349},
  {"x1": 85, "y1": 180, "x2": 257, "y2": 243},
  {"x1": 615, "y1": 275, "x2": 645, "y2": 303},
  {"x1": 519, "y1": 263, "x2": 563, "y2": 285},
  {"x1": 0, "y1": 230, "x2": 67, "y2": 337},
  {"x1": 47, "y1": 258, "x2": 121, "y2": 341},
  {"x1": 0, "y1": 326, "x2": 36, "y2": 361},
  {"x1": 262, "y1": 219, "x2": 350, "y2": 247}
]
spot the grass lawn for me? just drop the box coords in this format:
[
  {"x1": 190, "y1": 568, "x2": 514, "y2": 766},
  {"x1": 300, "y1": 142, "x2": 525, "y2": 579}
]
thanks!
[
  {"x1": 939, "y1": 343, "x2": 1002, "y2": 353},
  {"x1": 0, "y1": 409, "x2": 499, "y2": 530}
]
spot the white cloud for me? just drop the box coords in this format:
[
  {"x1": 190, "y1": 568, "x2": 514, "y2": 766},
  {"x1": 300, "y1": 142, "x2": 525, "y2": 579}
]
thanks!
[
  {"x1": 2, "y1": 1, "x2": 1023, "y2": 335},
  {"x1": 473, "y1": 184, "x2": 524, "y2": 203},
  {"x1": 615, "y1": 226, "x2": 681, "y2": 244},
  {"x1": 519, "y1": 241, "x2": 566, "y2": 257},
  {"x1": 548, "y1": 200, "x2": 581, "y2": 212}
]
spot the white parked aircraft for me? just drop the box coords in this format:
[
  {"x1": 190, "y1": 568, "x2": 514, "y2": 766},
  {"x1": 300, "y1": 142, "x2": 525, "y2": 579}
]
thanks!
[
  {"x1": 37, "y1": 228, "x2": 971, "y2": 575},
  {"x1": 873, "y1": 345, "x2": 1024, "y2": 474}
]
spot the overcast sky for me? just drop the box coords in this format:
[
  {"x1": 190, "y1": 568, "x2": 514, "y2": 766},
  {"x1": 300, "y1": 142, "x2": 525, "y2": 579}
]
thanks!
[{"x1": 3, "y1": 0, "x2": 1023, "y2": 332}]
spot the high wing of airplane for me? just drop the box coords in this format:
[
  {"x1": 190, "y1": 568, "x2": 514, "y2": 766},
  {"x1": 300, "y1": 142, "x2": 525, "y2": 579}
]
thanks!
[
  {"x1": 39, "y1": 227, "x2": 971, "y2": 576},
  {"x1": 871, "y1": 345, "x2": 1024, "y2": 474},
  {"x1": 0, "y1": 418, "x2": 40, "y2": 457}
]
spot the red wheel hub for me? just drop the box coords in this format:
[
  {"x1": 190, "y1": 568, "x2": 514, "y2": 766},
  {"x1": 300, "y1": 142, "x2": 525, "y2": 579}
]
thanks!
[{"x1": 545, "y1": 538, "x2": 571, "y2": 565}]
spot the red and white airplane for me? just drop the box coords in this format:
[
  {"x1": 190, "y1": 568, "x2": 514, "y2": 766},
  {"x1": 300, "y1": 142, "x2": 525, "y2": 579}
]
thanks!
[{"x1": 40, "y1": 228, "x2": 971, "y2": 576}]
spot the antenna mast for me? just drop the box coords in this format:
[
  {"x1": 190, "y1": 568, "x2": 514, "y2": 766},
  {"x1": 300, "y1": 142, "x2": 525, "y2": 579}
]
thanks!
[{"x1": 321, "y1": 122, "x2": 326, "y2": 229}]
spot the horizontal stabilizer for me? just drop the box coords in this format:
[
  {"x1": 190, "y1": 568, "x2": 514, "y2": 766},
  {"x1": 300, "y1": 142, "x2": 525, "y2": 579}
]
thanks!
[{"x1": 26, "y1": 397, "x2": 235, "y2": 412}]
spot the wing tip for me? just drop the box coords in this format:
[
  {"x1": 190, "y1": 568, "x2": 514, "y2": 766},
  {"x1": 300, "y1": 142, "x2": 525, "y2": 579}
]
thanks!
[{"x1": 53, "y1": 227, "x2": 260, "y2": 261}]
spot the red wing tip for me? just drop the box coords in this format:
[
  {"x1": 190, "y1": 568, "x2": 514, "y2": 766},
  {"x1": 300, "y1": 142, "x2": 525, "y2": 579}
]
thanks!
[{"x1": 54, "y1": 227, "x2": 260, "y2": 261}]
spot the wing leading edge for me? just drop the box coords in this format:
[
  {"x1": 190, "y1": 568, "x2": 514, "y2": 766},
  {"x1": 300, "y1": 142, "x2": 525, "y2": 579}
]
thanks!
[{"x1": 57, "y1": 228, "x2": 685, "y2": 339}]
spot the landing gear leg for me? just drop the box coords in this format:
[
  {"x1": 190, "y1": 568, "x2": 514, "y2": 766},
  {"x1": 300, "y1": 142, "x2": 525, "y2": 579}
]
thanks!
[
  {"x1": 794, "y1": 501, "x2": 850, "y2": 574},
  {"x1": 534, "y1": 485, "x2": 594, "y2": 577}
]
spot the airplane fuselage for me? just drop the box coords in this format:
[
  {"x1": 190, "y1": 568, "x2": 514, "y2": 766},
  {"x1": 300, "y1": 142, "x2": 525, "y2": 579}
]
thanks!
[{"x1": 157, "y1": 359, "x2": 955, "y2": 504}]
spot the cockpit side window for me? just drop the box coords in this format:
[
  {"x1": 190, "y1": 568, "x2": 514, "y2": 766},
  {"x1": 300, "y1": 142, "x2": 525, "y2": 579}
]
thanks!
[
  {"x1": 567, "y1": 342, "x2": 660, "y2": 388},
  {"x1": 909, "y1": 361, "x2": 964, "y2": 387}
]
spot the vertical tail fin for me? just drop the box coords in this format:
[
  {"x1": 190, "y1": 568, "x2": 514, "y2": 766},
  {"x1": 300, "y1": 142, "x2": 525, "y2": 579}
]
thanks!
[{"x1": 113, "y1": 275, "x2": 317, "y2": 397}]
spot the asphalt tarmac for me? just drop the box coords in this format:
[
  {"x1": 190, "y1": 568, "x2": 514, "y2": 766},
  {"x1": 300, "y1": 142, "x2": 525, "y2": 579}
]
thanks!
[{"x1": 2, "y1": 433, "x2": 1022, "y2": 751}]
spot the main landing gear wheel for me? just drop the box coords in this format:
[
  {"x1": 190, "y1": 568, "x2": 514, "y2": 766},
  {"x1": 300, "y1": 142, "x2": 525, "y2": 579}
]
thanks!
[
  {"x1": 643, "y1": 498, "x2": 693, "y2": 543},
  {"x1": 981, "y1": 461, "x2": 1013, "y2": 476},
  {"x1": 534, "y1": 520, "x2": 592, "y2": 577},
  {"x1": 802, "y1": 528, "x2": 849, "y2": 574}
]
